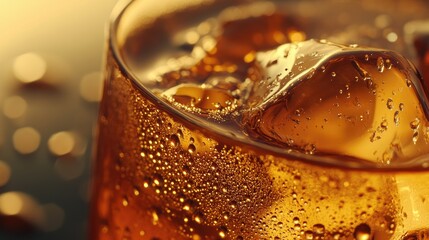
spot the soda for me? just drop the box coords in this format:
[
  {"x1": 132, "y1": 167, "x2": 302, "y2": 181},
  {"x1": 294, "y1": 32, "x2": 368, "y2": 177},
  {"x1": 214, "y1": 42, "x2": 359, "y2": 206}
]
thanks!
[{"x1": 90, "y1": 0, "x2": 429, "y2": 239}]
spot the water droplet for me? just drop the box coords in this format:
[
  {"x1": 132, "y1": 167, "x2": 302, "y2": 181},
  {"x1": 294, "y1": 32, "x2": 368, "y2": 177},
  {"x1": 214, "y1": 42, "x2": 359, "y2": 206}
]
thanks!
[
  {"x1": 406, "y1": 79, "x2": 412, "y2": 87},
  {"x1": 169, "y1": 134, "x2": 180, "y2": 147},
  {"x1": 380, "y1": 119, "x2": 388, "y2": 130},
  {"x1": 304, "y1": 230, "x2": 314, "y2": 239},
  {"x1": 410, "y1": 118, "x2": 420, "y2": 130},
  {"x1": 152, "y1": 211, "x2": 159, "y2": 225},
  {"x1": 385, "y1": 59, "x2": 393, "y2": 69},
  {"x1": 218, "y1": 226, "x2": 227, "y2": 239},
  {"x1": 377, "y1": 57, "x2": 385, "y2": 72},
  {"x1": 353, "y1": 223, "x2": 371, "y2": 240},
  {"x1": 364, "y1": 54, "x2": 369, "y2": 61},
  {"x1": 313, "y1": 223, "x2": 325, "y2": 235},
  {"x1": 394, "y1": 111, "x2": 400, "y2": 126},
  {"x1": 122, "y1": 197, "x2": 129, "y2": 207},
  {"x1": 293, "y1": 217, "x2": 300, "y2": 224},
  {"x1": 331, "y1": 72, "x2": 336, "y2": 77},
  {"x1": 133, "y1": 187, "x2": 140, "y2": 196},
  {"x1": 188, "y1": 144, "x2": 196, "y2": 154}
]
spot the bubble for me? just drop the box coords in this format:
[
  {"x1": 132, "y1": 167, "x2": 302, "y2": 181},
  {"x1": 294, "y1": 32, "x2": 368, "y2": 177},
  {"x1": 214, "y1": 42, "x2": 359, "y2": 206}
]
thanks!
[
  {"x1": 386, "y1": 98, "x2": 394, "y2": 109},
  {"x1": 122, "y1": 197, "x2": 129, "y2": 207},
  {"x1": 304, "y1": 230, "x2": 314, "y2": 239},
  {"x1": 13, "y1": 52, "x2": 47, "y2": 83},
  {"x1": 12, "y1": 127, "x2": 41, "y2": 154},
  {"x1": 218, "y1": 226, "x2": 227, "y2": 239},
  {"x1": 2, "y1": 95, "x2": 27, "y2": 119},
  {"x1": 353, "y1": 223, "x2": 371, "y2": 240},
  {"x1": 410, "y1": 118, "x2": 420, "y2": 130},
  {"x1": 377, "y1": 57, "x2": 385, "y2": 72},
  {"x1": 313, "y1": 223, "x2": 325, "y2": 235},
  {"x1": 152, "y1": 211, "x2": 159, "y2": 225},
  {"x1": 193, "y1": 212, "x2": 204, "y2": 224},
  {"x1": 80, "y1": 71, "x2": 103, "y2": 102},
  {"x1": 169, "y1": 134, "x2": 180, "y2": 147},
  {"x1": 133, "y1": 187, "x2": 140, "y2": 196},
  {"x1": 394, "y1": 111, "x2": 400, "y2": 126},
  {"x1": 188, "y1": 144, "x2": 196, "y2": 154}
]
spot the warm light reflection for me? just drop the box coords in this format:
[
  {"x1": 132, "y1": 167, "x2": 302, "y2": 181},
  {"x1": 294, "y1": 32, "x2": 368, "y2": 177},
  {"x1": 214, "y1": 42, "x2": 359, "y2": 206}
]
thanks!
[
  {"x1": 0, "y1": 160, "x2": 11, "y2": 187},
  {"x1": 386, "y1": 32, "x2": 398, "y2": 43},
  {"x1": 80, "y1": 71, "x2": 103, "y2": 102},
  {"x1": 48, "y1": 131, "x2": 75, "y2": 156},
  {"x1": 13, "y1": 52, "x2": 47, "y2": 83},
  {"x1": 3, "y1": 95, "x2": 27, "y2": 119},
  {"x1": 0, "y1": 192, "x2": 24, "y2": 215},
  {"x1": 12, "y1": 127, "x2": 41, "y2": 154}
]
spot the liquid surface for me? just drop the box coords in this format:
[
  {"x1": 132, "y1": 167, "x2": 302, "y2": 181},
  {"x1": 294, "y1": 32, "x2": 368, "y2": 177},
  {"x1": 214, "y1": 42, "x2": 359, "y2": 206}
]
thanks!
[{"x1": 148, "y1": 7, "x2": 429, "y2": 167}]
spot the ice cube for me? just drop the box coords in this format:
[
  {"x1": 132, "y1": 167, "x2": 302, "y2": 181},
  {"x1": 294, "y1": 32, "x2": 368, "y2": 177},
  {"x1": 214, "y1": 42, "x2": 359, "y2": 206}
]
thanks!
[{"x1": 243, "y1": 39, "x2": 429, "y2": 163}]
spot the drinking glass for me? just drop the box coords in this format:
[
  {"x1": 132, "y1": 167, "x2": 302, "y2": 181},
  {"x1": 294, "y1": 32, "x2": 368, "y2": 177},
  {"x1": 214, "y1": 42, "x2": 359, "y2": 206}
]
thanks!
[{"x1": 89, "y1": 0, "x2": 429, "y2": 239}]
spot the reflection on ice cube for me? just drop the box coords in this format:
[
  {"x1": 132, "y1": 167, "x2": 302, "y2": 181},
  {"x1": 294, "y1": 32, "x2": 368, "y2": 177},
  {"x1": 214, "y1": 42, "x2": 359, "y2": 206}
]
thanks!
[{"x1": 243, "y1": 39, "x2": 429, "y2": 164}]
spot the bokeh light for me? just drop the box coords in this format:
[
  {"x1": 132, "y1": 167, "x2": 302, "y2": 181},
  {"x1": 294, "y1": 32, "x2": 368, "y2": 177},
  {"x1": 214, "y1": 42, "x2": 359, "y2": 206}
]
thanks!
[
  {"x1": 79, "y1": 72, "x2": 103, "y2": 102},
  {"x1": 0, "y1": 161, "x2": 11, "y2": 187},
  {"x1": 3, "y1": 95, "x2": 28, "y2": 119},
  {"x1": 48, "y1": 131, "x2": 76, "y2": 156},
  {"x1": 12, "y1": 127, "x2": 41, "y2": 154},
  {"x1": 13, "y1": 53, "x2": 47, "y2": 83}
]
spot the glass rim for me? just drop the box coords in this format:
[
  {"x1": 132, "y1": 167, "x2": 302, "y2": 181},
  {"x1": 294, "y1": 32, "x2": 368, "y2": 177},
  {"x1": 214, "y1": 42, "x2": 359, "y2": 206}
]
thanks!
[{"x1": 107, "y1": 0, "x2": 429, "y2": 172}]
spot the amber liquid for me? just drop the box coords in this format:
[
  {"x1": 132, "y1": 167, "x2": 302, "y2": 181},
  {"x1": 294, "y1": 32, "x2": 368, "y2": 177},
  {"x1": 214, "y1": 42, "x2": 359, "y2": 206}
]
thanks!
[{"x1": 90, "y1": 1, "x2": 429, "y2": 239}]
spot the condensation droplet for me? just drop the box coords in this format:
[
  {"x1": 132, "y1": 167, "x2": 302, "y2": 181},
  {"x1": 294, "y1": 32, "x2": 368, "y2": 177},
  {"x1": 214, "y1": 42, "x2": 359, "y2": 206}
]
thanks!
[
  {"x1": 394, "y1": 111, "x2": 400, "y2": 126},
  {"x1": 377, "y1": 57, "x2": 385, "y2": 72},
  {"x1": 380, "y1": 119, "x2": 388, "y2": 130},
  {"x1": 188, "y1": 144, "x2": 196, "y2": 154},
  {"x1": 354, "y1": 223, "x2": 371, "y2": 240},
  {"x1": 386, "y1": 98, "x2": 394, "y2": 109},
  {"x1": 218, "y1": 226, "x2": 227, "y2": 239},
  {"x1": 313, "y1": 223, "x2": 325, "y2": 235}
]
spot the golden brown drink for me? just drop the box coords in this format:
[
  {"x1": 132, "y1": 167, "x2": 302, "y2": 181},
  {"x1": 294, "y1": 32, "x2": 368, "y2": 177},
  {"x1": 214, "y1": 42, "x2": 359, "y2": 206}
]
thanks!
[{"x1": 90, "y1": 0, "x2": 429, "y2": 239}]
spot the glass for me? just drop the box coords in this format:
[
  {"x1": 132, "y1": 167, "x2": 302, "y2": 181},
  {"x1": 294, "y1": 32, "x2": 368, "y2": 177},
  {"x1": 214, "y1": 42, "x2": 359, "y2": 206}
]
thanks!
[{"x1": 89, "y1": 0, "x2": 429, "y2": 239}]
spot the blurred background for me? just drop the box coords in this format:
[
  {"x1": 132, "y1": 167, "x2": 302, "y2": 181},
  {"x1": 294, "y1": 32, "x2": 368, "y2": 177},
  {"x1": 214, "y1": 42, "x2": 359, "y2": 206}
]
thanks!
[{"x1": 0, "y1": 0, "x2": 118, "y2": 239}]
